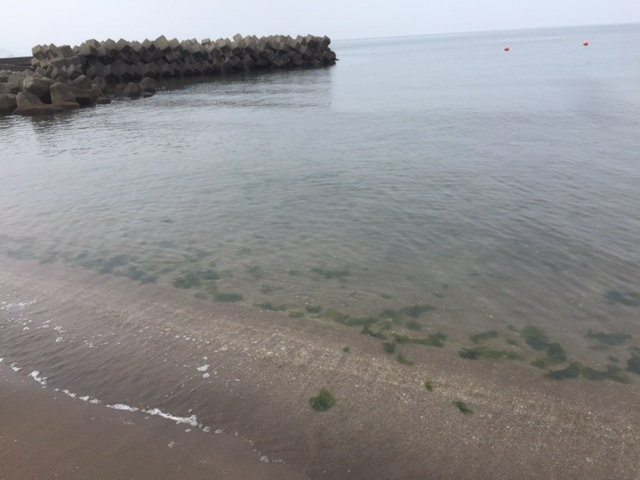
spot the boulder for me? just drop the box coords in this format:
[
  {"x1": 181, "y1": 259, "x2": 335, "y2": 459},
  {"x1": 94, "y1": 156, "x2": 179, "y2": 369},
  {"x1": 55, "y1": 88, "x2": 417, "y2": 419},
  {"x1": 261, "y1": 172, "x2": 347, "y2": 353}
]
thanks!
[
  {"x1": 49, "y1": 82, "x2": 79, "y2": 106},
  {"x1": 14, "y1": 91, "x2": 50, "y2": 115},
  {"x1": 0, "y1": 81, "x2": 21, "y2": 95},
  {"x1": 139, "y1": 77, "x2": 156, "y2": 94},
  {"x1": 23, "y1": 76, "x2": 53, "y2": 100},
  {"x1": 70, "y1": 86, "x2": 93, "y2": 106},
  {"x1": 121, "y1": 82, "x2": 141, "y2": 98},
  {"x1": 0, "y1": 93, "x2": 17, "y2": 114},
  {"x1": 92, "y1": 76, "x2": 107, "y2": 95},
  {"x1": 70, "y1": 74, "x2": 92, "y2": 90}
]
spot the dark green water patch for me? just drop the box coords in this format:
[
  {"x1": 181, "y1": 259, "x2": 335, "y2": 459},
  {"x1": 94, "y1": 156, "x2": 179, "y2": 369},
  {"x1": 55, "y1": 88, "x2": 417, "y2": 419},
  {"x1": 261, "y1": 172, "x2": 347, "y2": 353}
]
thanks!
[
  {"x1": 627, "y1": 354, "x2": 640, "y2": 375},
  {"x1": 406, "y1": 319, "x2": 423, "y2": 331},
  {"x1": 288, "y1": 269, "x2": 303, "y2": 276},
  {"x1": 454, "y1": 401, "x2": 474, "y2": 415},
  {"x1": 361, "y1": 323, "x2": 387, "y2": 340},
  {"x1": 237, "y1": 247, "x2": 252, "y2": 256},
  {"x1": 310, "y1": 267, "x2": 349, "y2": 280},
  {"x1": 173, "y1": 272, "x2": 202, "y2": 289},
  {"x1": 260, "y1": 284, "x2": 282, "y2": 294},
  {"x1": 547, "y1": 362, "x2": 630, "y2": 383},
  {"x1": 214, "y1": 292, "x2": 243, "y2": 303},
  {"x1": 520, "y1": 325, "x2": 550, "y2": 350},
  {"x1": 605, "y1": 289, "x2": 640, "y2": 307},
  {"x1": 246, "y1": 265, "x2": 263, "y2": 278},
  {"x1": 305, "y1": 305, "x2": 322, "y2": 314},
  {"x1": 194, "y1": 292, "x2": 209, "y2": 300},
  {"x1": 309, "y1": 388, "x2": 336, "y2": 412},
  {"x1": 400, "y1": 304, "x2": 435, "y2": 318},
  {"x1": 124, "y1": 266, "x2": 157, "y2": 284},
  {"x1": 585, "y1": 329, "x2": 632, "y2": 346},
  {"x1": 382, "y1": 342, "x2": 396, "y2": 354},
  {"x1": 470, "y1": 330, "x2": 498, "y2": 343},
  {"x1": 288, "y1": 311, "x2": 304, "y2": 318},
  {"x1": 391, "y1": 332, "x2": 447, "y2": 348},
  {"x1": 397, "y1": 354, "x2": 413, "y2": 366},
  {"x1": 459, "y1": 346, "x2": 523, "y2": 361}
]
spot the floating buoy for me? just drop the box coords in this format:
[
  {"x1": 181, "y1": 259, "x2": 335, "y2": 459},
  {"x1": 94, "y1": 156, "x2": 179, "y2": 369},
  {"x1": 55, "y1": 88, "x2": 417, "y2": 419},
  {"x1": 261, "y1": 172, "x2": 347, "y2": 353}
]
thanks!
[
  {"x1": 583, "y1": 41, "x2": 589, "y2": 46},
  {"x1": 504, "y1": 46, "x2": 510, "y2": 52}
]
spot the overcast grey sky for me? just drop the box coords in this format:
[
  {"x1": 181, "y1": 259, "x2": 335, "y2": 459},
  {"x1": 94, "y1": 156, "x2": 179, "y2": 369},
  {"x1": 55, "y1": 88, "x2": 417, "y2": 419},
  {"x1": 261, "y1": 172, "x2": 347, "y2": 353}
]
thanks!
[{"x1": 1, "y1": 0, "x2": 639, "y2": 56}]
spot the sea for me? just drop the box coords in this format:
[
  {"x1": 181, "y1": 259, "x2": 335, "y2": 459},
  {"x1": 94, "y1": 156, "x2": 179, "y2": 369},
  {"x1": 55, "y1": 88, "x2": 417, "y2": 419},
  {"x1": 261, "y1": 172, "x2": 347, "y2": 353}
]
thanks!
[{"x1": 1, "y1": 23, "x2": 640, "y2": 478}]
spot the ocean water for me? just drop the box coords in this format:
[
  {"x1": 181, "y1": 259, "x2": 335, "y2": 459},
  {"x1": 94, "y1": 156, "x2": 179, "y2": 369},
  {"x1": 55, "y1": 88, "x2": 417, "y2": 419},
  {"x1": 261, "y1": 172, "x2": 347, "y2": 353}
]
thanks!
[{"x1": 1, "y1": 23, "x2": 640, "y2": 476}]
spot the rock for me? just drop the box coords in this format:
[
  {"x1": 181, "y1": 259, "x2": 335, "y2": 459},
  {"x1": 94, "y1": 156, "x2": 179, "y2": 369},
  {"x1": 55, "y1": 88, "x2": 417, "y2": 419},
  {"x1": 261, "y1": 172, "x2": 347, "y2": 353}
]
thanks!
[
  {"x1": 70, "y1": 74, "x2": 92, "y2": 90},
  {"x1": 23, "y1": 76, "x2": 53, "y2": 100},
  {"x1": 139, "y1": 77, "x2": 156, "y2": 93},
  {"x1": 0, "y1": 93, "x2": 17, "y2": 114},
  {"x1": 0, "y1": 82, "x2": 21, "y2": 95},
  {"x1": 92, "y1": 76, "x2": 107, "y2": 95},
  {"x1": 121, "y1": 82, "x2": 141, "y2": 98},
  {"x1": 70, "y1": 86, "x2": 93, "y2": 106},
  {"x1": 49, "y1": 82, "x2": 80, "y2": 108},
  {"x1": 13, "y1": 91, "x2": 50, "y2": 115}
]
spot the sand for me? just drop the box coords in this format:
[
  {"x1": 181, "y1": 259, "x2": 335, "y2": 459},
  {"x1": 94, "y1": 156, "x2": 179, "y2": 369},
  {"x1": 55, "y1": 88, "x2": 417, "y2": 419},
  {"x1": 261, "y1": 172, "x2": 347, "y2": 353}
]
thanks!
[{"x1": 1, "y1": 256, "x2": 639, "y2": 479}]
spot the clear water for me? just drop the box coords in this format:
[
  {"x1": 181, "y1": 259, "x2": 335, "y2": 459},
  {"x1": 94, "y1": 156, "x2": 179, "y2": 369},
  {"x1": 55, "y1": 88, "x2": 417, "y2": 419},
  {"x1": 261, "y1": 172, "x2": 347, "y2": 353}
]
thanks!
[
  {"x1": 2, "y1": 23, "x2": 640, "y2": 478},
  {"x1": 2, "y1": 24, "x2": 640, "y2": 373}
]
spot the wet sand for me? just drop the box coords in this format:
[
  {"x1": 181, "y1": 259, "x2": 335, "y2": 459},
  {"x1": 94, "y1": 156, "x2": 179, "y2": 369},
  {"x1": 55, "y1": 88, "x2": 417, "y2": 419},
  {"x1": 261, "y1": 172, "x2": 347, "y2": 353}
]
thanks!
[
  {"x1": 1, "y1": 256, "x2": 639, "y2": 479},
  {"x1": 0, "y1": 373, "x2": 307, "y2": 480}
]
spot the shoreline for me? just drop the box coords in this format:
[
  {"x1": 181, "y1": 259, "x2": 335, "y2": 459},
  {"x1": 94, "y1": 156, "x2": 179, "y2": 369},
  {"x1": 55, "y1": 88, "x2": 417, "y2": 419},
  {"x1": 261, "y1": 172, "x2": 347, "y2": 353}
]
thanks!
[
  {"x1": 0, "y1": 367, "x2": 306, "y2": 480},
  {"x1": 1, "y1": 255, "x2": 639, "y2": 479}
]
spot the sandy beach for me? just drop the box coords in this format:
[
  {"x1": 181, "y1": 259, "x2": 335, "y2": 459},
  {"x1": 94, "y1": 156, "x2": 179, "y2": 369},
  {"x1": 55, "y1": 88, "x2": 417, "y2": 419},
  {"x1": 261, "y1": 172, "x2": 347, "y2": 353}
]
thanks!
[{"x1": 1, "y1": 256, "x2": 639, "y2": 479}]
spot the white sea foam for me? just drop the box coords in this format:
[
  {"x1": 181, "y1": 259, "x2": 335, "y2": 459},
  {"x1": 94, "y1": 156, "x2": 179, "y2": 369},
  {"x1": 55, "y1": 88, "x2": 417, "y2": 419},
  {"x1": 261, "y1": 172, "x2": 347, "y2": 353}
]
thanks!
[
  {"x1": 143, "y1": 408, "x2": 198, "y2": 427},
  {"x1": 29, "y1": 370, "x2": 47, "y2": 386},
  {"x1": 197, "y1": 364, "x2": 209, "y2": 372},
  {"x1": 107, "y1": 404, "x2": 140, "y2": 412}
]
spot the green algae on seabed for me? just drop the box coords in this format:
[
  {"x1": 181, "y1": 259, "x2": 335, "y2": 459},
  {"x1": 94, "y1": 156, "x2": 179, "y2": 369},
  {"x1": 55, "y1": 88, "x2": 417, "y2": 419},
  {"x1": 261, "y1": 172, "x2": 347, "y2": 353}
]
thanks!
[
  {"x1": 391, "y1": 332, "x2": 447, "y2": 348},
  {"x1": 305, "y1": 305, "x2": 322, "y2": 314},
  {"x1": 627, "y1": 354, "x2": 640, "y2": 375},
  {"x1": 520, "y1": 325, "x2": 550, "y2": 350},
  {"x1": 382, "y1": 342, "x2": 396, "y2": 354},
  {"x1": 173, "y1": 272, "x2": 202, "y2": 289},
  {"x1": 470, "y1": 330, "x2": 499, "y2": 343},
  {"x1": 309, "y1": 388, "x2": 336, "y2": 412},
  {"x1": 288, "y1": 311, "x2": 305, "y2": 318},
  {"x1": 255, "y1": 302, "x2": 288, "y2": 312},
  {"x1": 585, "y1": 329, "x2": 632, "y2": 346},
  {"x1": 361, "y1": 323, "x2": 388, "y2": 340},
  {"x1": 454, "y1": 401, "x2": 474, "y2": 415},
  {"x1": 459, "y1": 346, "x2": 523, "y2": 361},
  {"x1": 547, "y1": 362, "x2": 631, "y2": 383},
  {"x1": 124, "y1": 266, "x2": 157, "y2": 284},
  {"x1": 604, "y1": 289, "x2": 640, "y2": 307},
  {"x1": 424, "y1": 381, "x2": 434, "y2": 392},
  {"x1": 342, "y1": 346, "x2": 350, "y2": 353},
  {"x1": 194, "y1": 292, "x2": 209, "y2": 300},
  {"x1": 214, "y1": 292, "x2": 243, "y2": 302},
  {"x1": 405, "y1": 319, "x2": 423, "y2": 331},
  {"x1": 397, "y1": 354, "x2": 414, "y2": 366}
]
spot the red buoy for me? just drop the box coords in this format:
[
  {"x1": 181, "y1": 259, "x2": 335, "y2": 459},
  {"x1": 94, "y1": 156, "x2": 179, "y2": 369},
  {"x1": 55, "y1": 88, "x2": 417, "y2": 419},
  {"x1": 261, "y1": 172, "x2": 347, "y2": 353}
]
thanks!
[
  {"x1": 504, "y1": 46, "x2": 510, "y2": 52},
  {"x1": 583, "y1": 41, "x2": 589, "y2": 46}
]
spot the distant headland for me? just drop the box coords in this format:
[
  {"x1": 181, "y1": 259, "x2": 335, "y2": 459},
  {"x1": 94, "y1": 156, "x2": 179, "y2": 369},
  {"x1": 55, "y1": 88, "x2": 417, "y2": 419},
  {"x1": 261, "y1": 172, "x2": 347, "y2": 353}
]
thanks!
[{"x1": 0, "y1": 34, "x2": 337, "y2": 116}]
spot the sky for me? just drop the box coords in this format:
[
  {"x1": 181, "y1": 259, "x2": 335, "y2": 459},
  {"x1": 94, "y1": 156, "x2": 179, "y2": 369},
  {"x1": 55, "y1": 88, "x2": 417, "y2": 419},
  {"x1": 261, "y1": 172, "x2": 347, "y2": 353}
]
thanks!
[{"x1": 1, "y1": 0, "x2": 639, "y2": 56}]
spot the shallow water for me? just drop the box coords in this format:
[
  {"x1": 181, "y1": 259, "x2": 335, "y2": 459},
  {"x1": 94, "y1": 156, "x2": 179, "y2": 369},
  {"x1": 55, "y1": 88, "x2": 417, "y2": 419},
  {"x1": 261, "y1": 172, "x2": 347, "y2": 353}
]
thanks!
[{"x1": 2, "y1": 23, "x2": 640, "y2": 438}]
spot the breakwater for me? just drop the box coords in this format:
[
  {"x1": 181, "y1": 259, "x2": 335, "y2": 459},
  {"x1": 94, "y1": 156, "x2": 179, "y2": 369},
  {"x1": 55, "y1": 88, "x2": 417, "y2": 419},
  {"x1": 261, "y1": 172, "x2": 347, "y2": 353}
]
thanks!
[{"x1": 0, "y1": 34, "x2": 336, "y2": 115}]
